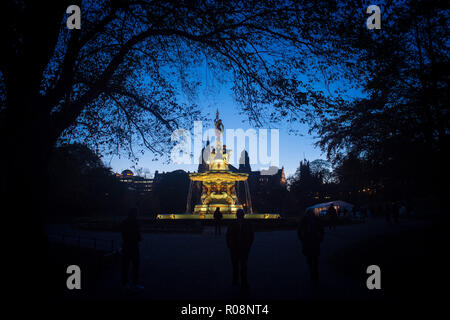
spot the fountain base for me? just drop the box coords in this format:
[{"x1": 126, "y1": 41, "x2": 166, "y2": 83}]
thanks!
[
  {"x1": 193, "y1": 203, "x2": 243, "y2": 215},
  {"x1": 156, "y1": 213, "x2": 281, "y2": 220}
]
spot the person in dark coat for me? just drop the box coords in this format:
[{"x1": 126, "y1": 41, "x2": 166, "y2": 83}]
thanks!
[
  {"x1": 213, "y1": 207, "x2": 223, "y2": 235},
  {"x1": 226, "y1": 209, "x2": 254, "y2": 289},
  {"x1": 385, "y1": 203, "x2": 392, "y2": 223},
  {"x1": 392, "y1": 202, "x2": 399, "y2": 223},
  {"x1": 298, "y1": 210, "x2": 324, "y2": 283},
  {"x1": 121, "y1": 208, "x2": 143, "y2": 289},
  {"x1": 327, "y1": 204, "x2": 338, "y2": 230}
]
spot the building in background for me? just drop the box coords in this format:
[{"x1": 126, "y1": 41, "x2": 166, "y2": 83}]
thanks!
[{"x1": 116, "y1": 169, "x2": 153, "y2": 196}]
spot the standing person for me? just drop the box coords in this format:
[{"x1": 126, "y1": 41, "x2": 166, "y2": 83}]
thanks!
[
  {"x1": 399, "y1": 203, "x2": 407, "y2": 218},
  {"x1": 214, "y1": 207, "x2": 223, "y2": 235},
  {"x1": 226, "y1": 209, "x2": 254, "y2": 289},
  {"x1": 121, "y1": 208, "x2": 143, "y2": 291},
  {"x1": 352, "y1": 205, "x2": 357, "y2": 218},
  {"x1": 385, "y1": 203, "x2": 392, "y2": 223},
  {"x1": 298, "y1": 210, "x2": 324, "y2": 283},
  {"x1": 327, "y1": 204, "x2": 337, "y2": 230},
  {"x1": 377, "y1": 204, "x2": 383, "y2": 218},
  {"x1": 392, "y1": 202, "x2": 399, "y2": 224},
  {"x1": 361, "y1": 206, "x2": 367, "y2": 219}
]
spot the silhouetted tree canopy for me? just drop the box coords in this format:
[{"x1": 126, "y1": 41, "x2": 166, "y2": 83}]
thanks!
[
  {"x1": 0, "y1": 0, "x2": 369, "y2": 164},
  {"x1": 311, "y1": 0, "x2": 449, "y2": 203},
  {"x1": 310, "y1": 159, "x2": 333, "y2": 184},
  {"x1": 48, "y1": 143, "x2": 127, "y2": 218},
  {"x1": 152, "y1": 170, "x2": 190, "y2": 213},
  {"x1": 312, "y1": 1, "x2": 448, "y2": 162}
]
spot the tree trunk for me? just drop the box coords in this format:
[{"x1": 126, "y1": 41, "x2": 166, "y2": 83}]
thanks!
[{"x1": 5, "y1": 106, "x2": 56, "y2": 298}]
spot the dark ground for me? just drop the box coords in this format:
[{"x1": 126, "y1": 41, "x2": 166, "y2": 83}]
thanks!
[{"x1": 45, "y1": 217, "x2": 439, "y2": 301}]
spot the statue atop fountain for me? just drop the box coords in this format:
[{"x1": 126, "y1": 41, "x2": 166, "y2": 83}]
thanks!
[{"x1": 189, "y1": 110, "x2": 249, "y2": 216}]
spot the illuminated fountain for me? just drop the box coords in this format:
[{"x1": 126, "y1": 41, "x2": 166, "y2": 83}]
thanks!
[
  {"x1": 157, "y1": 111, "x2": 280, "y2": 219},
  {"x1": 188, "y1": 111, "x2": 250, "y2": 217}
]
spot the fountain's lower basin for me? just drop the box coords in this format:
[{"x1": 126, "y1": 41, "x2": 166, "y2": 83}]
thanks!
[{"x1": 156, "y1": 213, "x2": 281, "y2": 219}]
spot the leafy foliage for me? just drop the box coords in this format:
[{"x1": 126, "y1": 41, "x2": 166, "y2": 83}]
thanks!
[
  {"x1": 48, "y1": 143, "x2": 127, "y2": 218},
  {"x1": 311, "y1": 0, "x2": 449, "y2": 200},
  {"x1": 1, "y1": 0, "x2": 366, "y2": 164}
]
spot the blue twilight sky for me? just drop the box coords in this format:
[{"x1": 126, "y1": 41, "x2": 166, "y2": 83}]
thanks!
[
  {"x1": 105, "y1": 87, "x2": 324, "y2": 178},
  {"x1": 103, "y1": 54, "x2": 363, "y2": 178}
]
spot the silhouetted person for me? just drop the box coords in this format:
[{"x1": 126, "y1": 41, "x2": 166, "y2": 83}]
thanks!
[
  {"x1": 226, "y1": 209, "x2": 254, "y2": 289},
  {"x1": 298, "y1": 210, "x2": 324, "y2": 283},
  {"x1": 399, "y1": 203, "x2": 407, "y2": 218},
  {"x1": 377, "y1": 204, "x2": 383, "y2": 218},
  {"x1": 214, "y1": 207, "x2": 223, "y2": 235},
  {"x1": 385, "y1": 203, "x2": 392, "y2": 223},
  {"x1": 361, "y1": 206, "x2": 367, "y2": 220},
  {"x1": 392, "y1": 202, "x2": 399, "y2": 223},
  {"x1": 369, "y1": 204, "x2": 376, "y2": 217},
  {"x1": 121, "y1": 208, "x2": 143, "y2": 290},
  {"x1": 407, "y1": 203, "x2": 414, "y2": 217},
  {"x1": 327, "y1": 204, "x2": 337, "y2": 230}
]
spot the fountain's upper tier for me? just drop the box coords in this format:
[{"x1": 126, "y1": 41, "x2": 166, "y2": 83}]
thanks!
[{"x1": 189, "y1": 170, "x2": 248, "y2": 182}]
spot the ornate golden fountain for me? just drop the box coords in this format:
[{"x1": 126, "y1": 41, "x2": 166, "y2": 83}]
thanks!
[
  {"x1": 157, "y1": 110, "x2": 280, "y2": 220},
  {"x1": 189, "y1": 111, "x2": 249, "y2": 216}
]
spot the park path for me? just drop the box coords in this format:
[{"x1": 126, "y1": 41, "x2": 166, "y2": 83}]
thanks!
[{"x1": 46, "y1": 218, "x2": 428, "y2": 300}]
